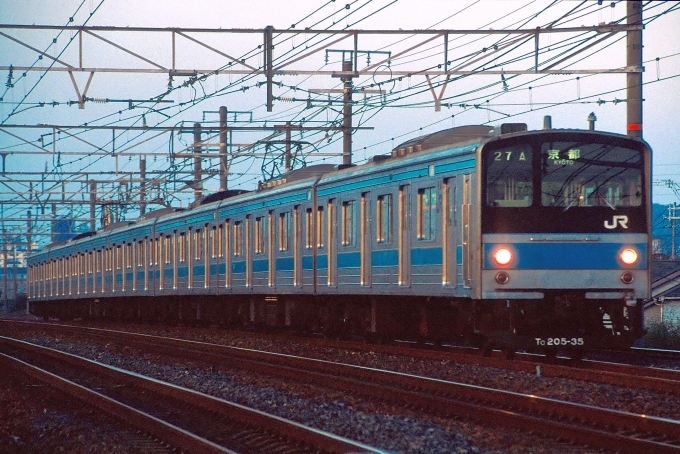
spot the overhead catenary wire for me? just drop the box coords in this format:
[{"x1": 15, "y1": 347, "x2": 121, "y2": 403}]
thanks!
[{"x1": 1, "y1": 1, "x2": 678, "y2": 245}]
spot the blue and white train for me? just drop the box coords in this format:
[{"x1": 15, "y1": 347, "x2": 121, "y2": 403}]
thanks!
[{"x1": 27, "y1": 120, "x2": 651, "y2": 353}]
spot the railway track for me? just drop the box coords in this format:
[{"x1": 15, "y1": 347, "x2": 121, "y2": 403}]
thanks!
[
  {"x1": 0, "y1": 334, "x2": 384, "y2": 454},
  {"x1": 3, "y1": 319, "x2": 680, "y2": 453}
]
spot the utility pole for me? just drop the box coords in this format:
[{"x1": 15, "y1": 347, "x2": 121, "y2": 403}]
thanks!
[
  {"x1": 340, "y1": 60, "x2": 355, "y2": 166},
  {"x1": 670, "y1": 203, "x2": 679, "y2": 260},
  {"x1": 26, "y1": 210, "x2": 31, "y2": 252},
  {"x1": 264, "y1": 26, "x2": 274, "y2": 112},
  {"x1": 284, "y1": 122, "x2": 292, "y2": 172},
  {"x1": 627, "y1": 0, "x2": 643, "y2": 138},
  {"x1": 193, "y1": 122, "x2": 203, "y2": 202},
  {"x1": 219, "y1": 106, "x2": 228, "y2": 191},
  {"x1": 2, "y1": 231, "x2": 7, "y2": 313},
  {"x1": 140, "y1": 158, "x2": 147, "y2": 216},
  {"x1": 89, "y1": 182, "x2": 96, "y2": 231}
]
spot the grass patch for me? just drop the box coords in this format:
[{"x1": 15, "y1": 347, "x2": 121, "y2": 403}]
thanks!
[{"x1": 643, "y1": 322, "x2": 680, "y2": 349}]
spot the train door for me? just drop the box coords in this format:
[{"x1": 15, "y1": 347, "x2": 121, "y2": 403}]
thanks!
[
  {"x1": 294, "y1": 205, "x2": 301, "y2": 287},
  {"x1": 158, "y1": 236, "x2": 164, "y2": 291},
  {"x1": 204, "y1": 226, "x2": 210, "y2": 289},
  {"x1": 462, "y1": 174, "x2": 472, "y2": 288},
  {"x1": 224, "y1": 221, "x2": 231, "y2": 289},
  {"x1": 124, "y1": 243, "x2": 129, "y2": 291},
  {"x1": 268, "y1": 211, "x2": 275, "y2": 288},
  {"x1": 172, "y1": 232, "x2": 178, "y2": 290},
  {"x1": 143, "y1": 238, "x2": 150, "y2": 292},
  {"x1": 443, "y1": 177, "x2": 457, "y2": 287},
  {"x1": 187, "y1": 229, "x2": 194, "y2": 289},
  {"x1": 327, "y1": 199, "x2": 336, "y2": 288},
  {"x1": 209, "y1": 226, "x2": 217, "y2": 291},
  {"x1": 361, "y1": 192, "x2": 371, "y2": 287},
  {"x1": 246, "y1": 215, "x2": 253, "y2": 288},
  {"x1": 398, "y1": 185, "x2": 410, "y2": 287}
]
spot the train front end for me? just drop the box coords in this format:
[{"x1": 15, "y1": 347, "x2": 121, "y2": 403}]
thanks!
[{"x1": 478, "y1": 128, "x2": 650, "y2": 352}]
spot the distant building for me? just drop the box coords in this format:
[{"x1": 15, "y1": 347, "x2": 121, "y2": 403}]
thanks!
[
  {"x1": 645, "y1": 260, "x2": 680, "y2": 326},
  {"x1": 0, "y1": 246, "x2": 29, "y2": 301}
]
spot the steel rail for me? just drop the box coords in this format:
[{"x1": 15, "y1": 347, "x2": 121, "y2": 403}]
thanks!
[
  {"x1": 0, "y1": 351, "x2": 238, "y2": 454},
  {"x1": 4, "y1": 321, "x2": 680, "y2": 453},
  {"x1": 0, "y1": 335, "x2": 384, "y2": 454}
]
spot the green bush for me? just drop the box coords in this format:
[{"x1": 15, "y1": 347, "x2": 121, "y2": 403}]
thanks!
[{"x1": 643, "y1": 322, "x2": 680, "y2": 349}]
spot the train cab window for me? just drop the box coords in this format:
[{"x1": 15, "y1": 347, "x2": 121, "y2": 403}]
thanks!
[
  {"x1": 342, "y1": 200, "x2": 356, "y2": 246},
  {"x1": 255, "y1": 217, "x2": 265, "y2": 254},
  {"x1": 485, "y1": 144, "x2": 533, "y2": 207},
  {"x1": 417, "y1": 188, "x2": 437, "y2": 241},
  {"x1": 376, "y1": 194, "x2": 393, "y2": 243},
  {"x1": 539, "y1": 142, "x2": 643, "y2": 208},
  {"x1": 234, "y1": 221, "x2": 243, "y2": 256},
  {"x1": 279, "y1": 212, "x2": 290, "y2": 251}
]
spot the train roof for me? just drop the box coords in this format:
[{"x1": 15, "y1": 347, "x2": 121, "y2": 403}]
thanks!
[
  {"x1": 258, "y1": 164, "x2": 336, "y2": 190},
  {"x1": 392, "y1": 125, "x2": 495, "y2": 157}
]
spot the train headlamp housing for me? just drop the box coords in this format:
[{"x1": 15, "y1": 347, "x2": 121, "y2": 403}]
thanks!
[
  {"x1": 493, "y1": 248, "x2": 513, "y2": 266},
  {"x1": 619, "y1": 248, "x2": 638, "y2": 266}
]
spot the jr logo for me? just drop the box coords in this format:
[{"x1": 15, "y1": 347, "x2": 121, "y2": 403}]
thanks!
[{"x1": 604, "y1": 215, "x2": 629, "y2": 229}]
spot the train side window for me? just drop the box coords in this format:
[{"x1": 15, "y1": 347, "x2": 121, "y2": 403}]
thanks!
[
  {"x1": 417, "y1": 187, "x2": 437, "y2": 241},
  {"x1": 255, "y1": 216, "x2": 265, "y2": 254},
  {"x1": 179, "y1": 233, "x2": 186, "y2": 262},
  {"x1": 342, "y1": 200, "x2": 356, "y2": 246},
  {"x1": 165, "y1": 236, "x2": 171, "y2": 264},
  {"x1": 218, "y1": 225, "x2": 225, "y2": 257},
  {"x1": 234, "y1": 221, "x2": 243, "y2": 256},
  {"x1": 376, "y1": 194, "x2": 393, "y2": 243},
  {"x1": 136, "y1": 241, "x2": 143, "y2": 266},
  {"x1": 194, "y1": 229, "x2": 202, "y2": 260},
  {"x1": 317, "y1": 206, "x2": 325, "y2": 249},
  {"x1": 126, "y1": 243, "x2": 132, "y2": 268},
  {"x1": 211, "y1": 227, "x2": 217, "y2": 258},
  {"x1": 155, "y1": 238, "x2": 160, "y2": 265},
  {"x1": 223, "y1": 221, "x2": 230, "y2": 259},
  {"x1": 279, "y1": 212, "x2": 290, "y2": 251},
  {"x1": 305, "y1": 208, "x2": 313, "y2": 249},
  {"x1": 149, "y1": 238, "x2": 155, "y2": 265}
]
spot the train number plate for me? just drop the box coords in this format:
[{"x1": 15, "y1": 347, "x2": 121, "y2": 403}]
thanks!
[{"x1": 534, "y1": 337, "x2": 584, "y2": 347}]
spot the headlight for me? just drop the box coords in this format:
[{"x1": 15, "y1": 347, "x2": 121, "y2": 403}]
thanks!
[
  {"x1": 493, "y1": 248, "x2": 512, "y2": 266},
  {"x1": 620, "y1": 248, "x2": 638, "y2": 265}
]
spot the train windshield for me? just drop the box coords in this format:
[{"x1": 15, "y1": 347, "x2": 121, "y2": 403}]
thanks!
[
  {"x1": 539, "y1": 141, "x2": 642, "y2": 208},
  {"x1": 485, "y1": 140, "x2": 643, "y2": 208},
  {"x1": 483, "y1": 134, "x2": 647, "y2": 234}
]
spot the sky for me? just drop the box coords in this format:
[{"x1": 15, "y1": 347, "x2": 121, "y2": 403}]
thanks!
[{"x1": 0, "y1": 0, "x2": 679, "y2": 245}]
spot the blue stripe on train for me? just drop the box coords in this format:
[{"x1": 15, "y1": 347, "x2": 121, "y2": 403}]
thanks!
[{"x1": 483, "y1": 242, "x2": 647, "y2": 269}]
